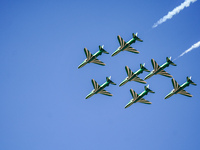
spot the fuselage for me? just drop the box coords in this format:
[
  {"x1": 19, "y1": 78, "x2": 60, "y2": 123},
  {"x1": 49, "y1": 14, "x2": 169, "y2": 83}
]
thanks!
[
  {"x1": 134, "y1": 90, "x2": 148, "y2": 103},
  {"x1": 94, "y1": 81, "x2": 110, "y2": 94},
  {"x1": 119, "y1": 38, "x2": 136, "y2": 51},
  {"x1": 112, "y1": 38, "x2": 137, "y2": 56},
  {"x1": 145, "y1": 61, "x2": 171, "y2": 79},
  {"x1": 119, "y1": 68, "x2": 144, "y2": 86},
  {"x1": 125, "y1": 90, "x2": 149, "y2": 108},
  {"x1": 165, "y1": 81, "x2": 191, "y2": 99},
  {"x1": 154, "y1": 61, "x2": 170, "y2": 74},
  {"x1": 85, "y1": 81, "x2": 110, "y2": 99},
  {"x1": 78, "y1": 50, "x2": 103, "y2": 68}
]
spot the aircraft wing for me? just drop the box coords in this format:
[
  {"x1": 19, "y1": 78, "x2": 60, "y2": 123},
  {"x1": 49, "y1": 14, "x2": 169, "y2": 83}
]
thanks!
[
  {"x1": 138, "y1": 98, "x2": 152, "y2": 104},
  {"x1": 130, "y1": 89, "x2": 139, "y2": 99},
  {"x1": 178, "y1": 89, "x2": 192, "y2": 97},
  {"x1": 132, "y1": 76, "x2": 146, "y2": 84},
  {"x1": 99, "y1": 89, "x2": 113, "y2": 96},
  {"x1": 136, "y1": 38, "x2": 143, "y2": 42},
  {"x1": 151, "y1": 59, "x2": 159, "y2": 71},
  {"x1": 157, "y1": 69, "x2": 172, "y2": 78},
  {"x1": 171, "y1": 78, "x2": 180, "y2": 90},
  {"x1": 125, "y1": 66, "x2": 134, "y2": 77},
  {"x1": 117, "y1": 35, "x2": 126, "y2": 47},
  {"x1": 91, "y1": 58, "x2": 106, "y2": 66},
  {"x1": 84, "y1": 48, "x2": 92, "y2": 59},
  {"x1": 125, "y1": 46, "x2": 140, "y2": 54},
  {"x1": 92, "y1": 79, "x2": 100, "y2": 90}
]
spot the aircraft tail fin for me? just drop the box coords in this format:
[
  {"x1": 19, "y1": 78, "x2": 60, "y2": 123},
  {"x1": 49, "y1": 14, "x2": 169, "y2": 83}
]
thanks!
[
  {"x1": 145, "y1": 85, "x2": 155, "y2": 93},
  {"x1": 166, "y1": 57, "x2": 176, "y2": 66},
  {"x1": 106, "y1": 76, "x2": 116, "y2": 85},
  {"x1": 99, "y1": 45, "x2": 109, "y2": 54},
  {"x1": 187, "y1": 76, "x2": 197, "y2": 86},
  {"x1": 140, "y1": 63, "x2": 150, "y2": 72},
  {"x1": 133, "y1": 32, "x2": 138, "y2": 38},
  {"x1": 133, "y1": 33, "x2": 143, "y2": 42}
]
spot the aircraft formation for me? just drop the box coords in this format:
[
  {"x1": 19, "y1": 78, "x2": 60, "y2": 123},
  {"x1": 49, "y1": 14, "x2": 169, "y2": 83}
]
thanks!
[{"x1": 78, "y1": 33, "x2": 197, "y2": 109}]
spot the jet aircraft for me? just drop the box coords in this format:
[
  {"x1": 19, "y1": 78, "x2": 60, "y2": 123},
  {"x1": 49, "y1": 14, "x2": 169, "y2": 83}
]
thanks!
[
  {"x1": 85, "y1": 76, "x2": 116, "y2": 99},
  {"x1": 144, "y1": 57, "x2": 176, "y2": 80},
  {"x1": 111, "y1": 33, "x2": 143, "y2": 57},
  {"x1": 119, "y1": 63, "x2": 150, "y2": 87},
  {"x1": 78, "y1": 45, "x2": 109, "y2": 69},
  {"x1": 165, "y1": 77, "x2": 197, "y2": 99},
  {"x1": 125, "y1": 85, "x2": 155, "y2": 109}
]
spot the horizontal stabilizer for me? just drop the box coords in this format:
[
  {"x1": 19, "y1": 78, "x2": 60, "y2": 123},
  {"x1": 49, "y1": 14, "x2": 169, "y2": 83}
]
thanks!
[
  {"x1": 140, "y1": 63, "x2": 150, "y2": 72},
  {"x1": 187, "y1": 76, "x2": 197, "y2": 86},
  {"x1": 99, "y1": 45, "x2": 109, "y2": 54},
  {"x1": 133, "y1": 33, "x2": 143, "y2": 42},
  {"x1": 145, "y1": 85, "x2": 155, "y2": 93},
  {"x1": 166, "y1": 57, "x2": 176, "y2": 66},
  {"x1": 106, "y1": 76, "x2": 116, "y2": 85}
]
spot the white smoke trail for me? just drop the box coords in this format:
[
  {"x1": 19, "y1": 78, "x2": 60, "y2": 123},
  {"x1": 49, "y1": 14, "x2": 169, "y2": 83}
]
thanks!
[
  {"x1": 173, "y1": 41, "x2": 200, "y2": 61},
  {"x1": 153, "y1": 0, "x2": 197, "y2": 28}
]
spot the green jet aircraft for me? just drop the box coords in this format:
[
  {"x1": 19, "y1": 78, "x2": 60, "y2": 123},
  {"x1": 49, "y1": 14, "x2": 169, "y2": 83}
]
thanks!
[
  {"x1": 119, "y1": 63, "x2": 150, "y2": 87},
  {"x1": 85, "y1": 76, "x2": 116, "y2": 99},
  {"x1": 78, "y1": 45, "x2": 109, "y2": 69},
  {"x1": 144, "y1": 57, "x2": 176, "y2": 80},
  {"x1": 165, "y1": 76, "x2": 197, "y2": 99},
  {"x1": 125, "y1": 85, "x2": 155, "y2": 109},
  {"x1": 111, "y1": 33, "x2": 143, "y2": 57}
]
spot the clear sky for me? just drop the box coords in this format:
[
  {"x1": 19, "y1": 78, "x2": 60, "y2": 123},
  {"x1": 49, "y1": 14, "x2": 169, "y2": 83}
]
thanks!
[{"x1": 0, "y1": 0, "x2": 200, "y2": 150}]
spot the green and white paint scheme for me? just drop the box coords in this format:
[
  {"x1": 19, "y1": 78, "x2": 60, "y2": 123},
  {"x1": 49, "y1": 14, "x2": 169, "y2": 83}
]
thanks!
[
  {"x1": 119, "y1": 63, "x2": 150, "y2": 87},
  {"x1": 145, "y1": 57, "x2": 176, "y2": 80},
  {"x1": 165, "y1": 77, "x2": 197, "y2": 99},
  {"x1": 78, "y1": 45, "x2": 109, "y2": 69},
  {"x1": 85, "y1": 76, "x2": 116, "y2": 99},
  {"x1": 111, "y1": 33, "x2": 143, "y2": 57},
  {"x1": 125, "y1": 85, "x2": 155, "y2": 109}
]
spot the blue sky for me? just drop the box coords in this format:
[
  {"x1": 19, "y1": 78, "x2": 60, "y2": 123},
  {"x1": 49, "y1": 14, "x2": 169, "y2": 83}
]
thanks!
[{"x1": 0, "y1": 0, "x2": 200, "y2": 150}]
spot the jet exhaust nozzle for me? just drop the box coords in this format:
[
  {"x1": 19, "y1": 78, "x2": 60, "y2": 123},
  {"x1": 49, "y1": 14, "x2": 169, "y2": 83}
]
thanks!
[
  {"x1": 187, "y1": 76, "x2": 197, "y2": 86},
  {"x1": 99, "y1": 45, "x2": 109, "y2": 54},
  {"x1": 106, "y1": 76, "x2": 116, "y2": 85},
  {"x1": 140, "y1": 63, "x2": 150, "y2": 72},
  {"x1": 166, "y1": 57, "x2": 176, "y2": 66},
  {"x1": 145, "y1": 85, "x2": 155, "y2": 93}
]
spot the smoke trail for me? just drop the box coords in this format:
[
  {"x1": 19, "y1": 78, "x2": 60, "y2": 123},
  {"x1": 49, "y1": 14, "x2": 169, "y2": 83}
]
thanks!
[
  {"x1": 153, "y1": 0, "x2": 197, "y2": 28},
  {"x1": 173, "y1": 41, "x2": 200, "y2": 61}
]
